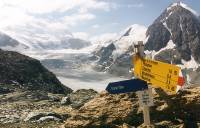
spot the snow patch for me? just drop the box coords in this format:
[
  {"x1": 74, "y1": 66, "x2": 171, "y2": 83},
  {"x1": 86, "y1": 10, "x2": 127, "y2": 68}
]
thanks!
[
  {"x1": 156, "y1": 40, "x2": 175, "y2": 54},
  {"x1": 112, "y1": 24, "x2": 147, "y2": 60},
  {"x1": 181, "y1": 56, "x2": 199, "y2": 70},
  {"x1": 145, "y1": 40, "x2": 175, "y2": 59},
  {"x1": 163, "y1": 22, "x2": 172, "y2": 35}
]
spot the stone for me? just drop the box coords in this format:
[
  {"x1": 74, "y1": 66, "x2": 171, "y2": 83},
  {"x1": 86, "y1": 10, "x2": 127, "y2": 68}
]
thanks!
[
  {"x1": 61, "y1": 97, "x2": 71, "y2": 105},
  {"x1": 24, "y1": 112, "x2": 63, "y2": 122},
  {"x1": 37, "y1": 116, "x2": 62, "y2": 123}
]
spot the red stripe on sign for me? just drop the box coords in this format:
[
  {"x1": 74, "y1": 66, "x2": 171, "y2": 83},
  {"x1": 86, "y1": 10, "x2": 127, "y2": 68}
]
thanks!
[{"x1": 177, "y1": 77, "x2": 185, "y2": 86}]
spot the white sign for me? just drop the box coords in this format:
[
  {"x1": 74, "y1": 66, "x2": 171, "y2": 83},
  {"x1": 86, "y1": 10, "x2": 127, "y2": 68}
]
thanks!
[{"x1": 137, "y1": 89, "x2": 154, "y2": 107}]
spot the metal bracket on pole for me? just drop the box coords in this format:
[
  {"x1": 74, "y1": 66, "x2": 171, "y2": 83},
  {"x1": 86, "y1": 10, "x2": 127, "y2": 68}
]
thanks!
[{"x1": 134, "y1": 41, "x2": 145, "y2": 58}]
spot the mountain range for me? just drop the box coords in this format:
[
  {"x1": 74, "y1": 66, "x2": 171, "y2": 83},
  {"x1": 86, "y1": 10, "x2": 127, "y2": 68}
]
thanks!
[
  {"x1": 91, "y1": 2, "x2": 200, "y2": 83},
  {"x1": 0, "y1": 2, "x2": 200, "y2": 83},
  {"x1": 0, "y1": 30, "x2": 91, "y2": 52}
]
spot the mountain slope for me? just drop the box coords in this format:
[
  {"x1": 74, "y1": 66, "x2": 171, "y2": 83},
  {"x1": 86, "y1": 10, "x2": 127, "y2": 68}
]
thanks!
[
  {"x1": 0, "y1": 32, "x2": 29, "y2": 51},
  {"x1": 145, "y1": 2, "x2": 200, "y2": 65},
  {"x1": 91, "y1": 24, "x2": 147, "y2": 76},
  {"x1": 0, "y1": 49, "x2": 72, "y2": 94}
]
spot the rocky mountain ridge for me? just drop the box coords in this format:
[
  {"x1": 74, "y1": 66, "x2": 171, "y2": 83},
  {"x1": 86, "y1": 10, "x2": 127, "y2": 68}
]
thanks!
[
  {"x1": 0, "y1": 32, "x2": 29, "y2": 51},
  {"x1": 145, "y1": 2, "x2": 200, "y2": 65},
  {"x1": 91, "y1": 24, "x2": 146, "y2": 76},
  {"x1": 91, "y1": 2, "x2": 200, "y2": 79},
  {"x1": 0, "y1": 49, "x2": 72, "y2": 94},
  {"x1": 0, "y1": 30, "x2": 91, "y2": 53}
]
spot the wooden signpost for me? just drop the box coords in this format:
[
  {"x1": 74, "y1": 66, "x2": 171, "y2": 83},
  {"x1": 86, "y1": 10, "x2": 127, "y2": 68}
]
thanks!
[
  {"x1": 105, "y1": 41, "x2": 185, "y2": 127},
  {"x1": 133, "y1": 54, "x2": 182, "y2": 94}
]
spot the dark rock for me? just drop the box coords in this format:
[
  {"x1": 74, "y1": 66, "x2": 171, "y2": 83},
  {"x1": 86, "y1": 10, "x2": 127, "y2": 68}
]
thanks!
[
  {"x1": 0, "y1": 86, "x2": 12, "y2": 94},
  {"x1": 154, "y1": 49, "x2": 182, "y2": 64},
  {"x1": 123, "y1": 27, "x2": 132, "y2": 37},
  {"x1": 95, "y1": 43, "x2": 116, "y2": 65},
  {"x1": 145, "y1": 22, "x2": 171, "y2": 51},
  {"x1": 0, "y1": 49, "x2": 72, "y2": 94},
  {"x1": 0, "y1": 32, "x2": 28, "y2": 49},
  {"x1": 145, "y1": 3, "x2": 200, "y2": 63}
]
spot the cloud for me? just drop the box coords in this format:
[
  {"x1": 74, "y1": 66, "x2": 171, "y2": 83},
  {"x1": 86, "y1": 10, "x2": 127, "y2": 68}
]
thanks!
[
  {"x1": 73, "y1": 32, "x2": 89, "y2": 40},
  {"x1": 63, "y1": 13, "x2": 96, "y2": 27},
  {"x1": 90, "y1": 33, "x2": 118, "y2": 43},
  {"x1": 92, "y1": 24, "x2": 100, "y2": 29},
  {"x1": 114, "y1": 3, "x2": 144, "y2": 9},
  {"x1": 127, "y1": 3, "x2": 144, "y2": 8},
  {"x1": 0, "y1": 0, "x2": 116, "y2": 44},
  {"x1": 1, "y1": 0, "x2": 112, "y2": 14}
]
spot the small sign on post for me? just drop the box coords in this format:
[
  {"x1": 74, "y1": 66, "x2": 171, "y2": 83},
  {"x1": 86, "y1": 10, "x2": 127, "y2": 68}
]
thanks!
[
  {"x1": 137, "y1": 88, "x2": 153, "y2": 126},
  {"x1": 137, "y1": 88, "x2": 154, "y2": 107},
  {"x1": 106, "y1": 79, "x2": 148, "y2": 94}
]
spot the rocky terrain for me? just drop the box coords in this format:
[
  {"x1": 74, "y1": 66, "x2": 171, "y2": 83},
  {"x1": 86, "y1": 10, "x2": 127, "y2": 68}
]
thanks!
[
  {"x1": 1, "y1": 85, "x2": 200, "y2": 128},
  {"x1": 0, "y1": 48, "x2": 73, "y2": 127}
]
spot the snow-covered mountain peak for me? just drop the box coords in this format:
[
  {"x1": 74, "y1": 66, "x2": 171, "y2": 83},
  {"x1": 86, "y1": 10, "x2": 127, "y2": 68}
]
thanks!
[
  {"x1": 167, "y1": 2, "x2": 199, "y2": 16},
  {"x1": 115, "y1": 24, "x2": 147, "y2": 53},
  {"x1": 120, "y1": 24, "x2": 147, "y2": 38}
]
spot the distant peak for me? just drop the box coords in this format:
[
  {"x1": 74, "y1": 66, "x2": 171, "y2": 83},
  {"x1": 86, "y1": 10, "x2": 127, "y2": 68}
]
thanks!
[{"x1": 167, "y1": 2, "x2": 199, "y2": 16}]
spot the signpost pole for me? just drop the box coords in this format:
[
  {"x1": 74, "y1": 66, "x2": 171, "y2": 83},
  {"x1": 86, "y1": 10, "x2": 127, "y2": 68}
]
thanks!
[
  {"x1": 143, "y1": 106, "x2": 150, "y2": 126},
  {"x1": 134, "y1": 41, "x2": 151, "y2": 127}
]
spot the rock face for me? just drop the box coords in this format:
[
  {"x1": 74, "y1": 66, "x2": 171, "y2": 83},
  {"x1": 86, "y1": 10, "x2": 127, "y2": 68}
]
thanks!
[
  {"x1": 92, "y1": 43, "x2": 116, "y2": 72},
  {"x1": 0, "y1": 49, "x2": 72, "y2": 94},
  {"x1": 145, "y1": 2, "x2": 200, "y2": 64}
]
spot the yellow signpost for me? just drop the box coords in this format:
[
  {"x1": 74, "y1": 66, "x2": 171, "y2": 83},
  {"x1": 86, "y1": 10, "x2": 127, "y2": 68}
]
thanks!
[{"x1": 133, "y1": 54, "x2": 181, "y2": 94}]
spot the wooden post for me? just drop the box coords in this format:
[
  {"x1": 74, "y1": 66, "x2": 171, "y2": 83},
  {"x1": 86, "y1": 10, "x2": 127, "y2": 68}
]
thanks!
[
  {"x1": 134, "y1": 41, "x2": 151, "y2": 127},
  {"x1": 143, "y1": 106, "x2": 151, "y2": 127}
]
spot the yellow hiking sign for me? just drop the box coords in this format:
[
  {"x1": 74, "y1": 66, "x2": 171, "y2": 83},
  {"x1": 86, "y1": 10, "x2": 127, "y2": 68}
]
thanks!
[{"x1": 133, "y1": 54, "x2": 181, "y2": 93}]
